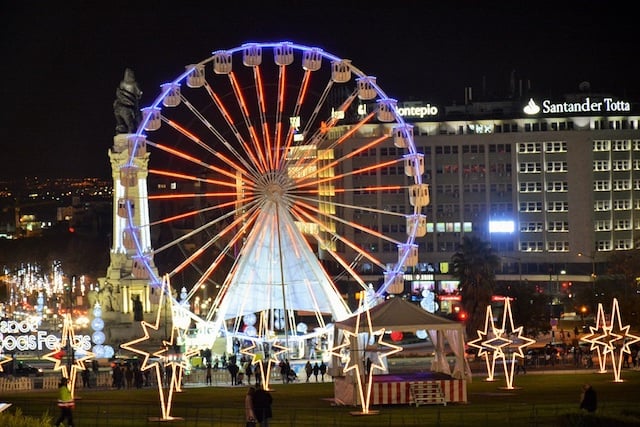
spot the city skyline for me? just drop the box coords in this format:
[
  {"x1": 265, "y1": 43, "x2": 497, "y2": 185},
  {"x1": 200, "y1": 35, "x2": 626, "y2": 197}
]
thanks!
[{"x1": 1, "y1": 1, "x2": 639, "y2": 179}]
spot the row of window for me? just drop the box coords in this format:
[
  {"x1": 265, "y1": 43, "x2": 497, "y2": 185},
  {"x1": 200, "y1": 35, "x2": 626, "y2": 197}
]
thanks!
[
  {"x1": 350, "y1": 139, "x2": 640, "y2": 158},
  {"x1": 520, "y1": 239, "x2": 634, "y2": 252},
  {"x1": 517, "y1": 141, "x2": 568, "y2": 153}
]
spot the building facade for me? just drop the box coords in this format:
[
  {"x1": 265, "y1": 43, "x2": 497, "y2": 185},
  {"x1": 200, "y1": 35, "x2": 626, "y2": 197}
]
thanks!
[{"x1": 339, "y1": 90, "x2": 639, "y2": 303}]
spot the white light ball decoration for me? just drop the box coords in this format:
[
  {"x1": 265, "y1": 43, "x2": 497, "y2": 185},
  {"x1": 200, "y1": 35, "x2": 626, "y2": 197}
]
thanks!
[
  {"x1": 296, "y1": 322, "x2": 308, "y2": 334},
  {"x1": 245, "y1": 325, "x2": 257, "y2": 337},
  {"x1": 103, "y1": 345, "x2": 115, "y2": 358},
  {"x1": 416, "y1": 329, "x2": 428, "y2": 340},
  {"x1": 273, "y1": 318, "x2": 283, "y2": 330},
  {"x1": 93, "y1": 304, "x2": 102, "y2": 319},
  {"x1": 92, "y1": 331, "x2": 106, "y2": 345},
  {"x1": 91, "y1": 301, "x2": 108, "y2": 357},
  {"x1": 91, "y1": 318, "x2": 104, "y2": 331},
  {"x1": 243, "y1": 313, "x2": 257, "y2": 326},
  {"x1": 92, "y1": 344, "x2": 105, "y2": 358}
]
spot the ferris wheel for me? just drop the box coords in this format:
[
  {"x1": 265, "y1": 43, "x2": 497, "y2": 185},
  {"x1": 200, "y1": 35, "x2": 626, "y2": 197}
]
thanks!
[{"x1": 122, "y1": 41, "x2": 428, "y2": 345}]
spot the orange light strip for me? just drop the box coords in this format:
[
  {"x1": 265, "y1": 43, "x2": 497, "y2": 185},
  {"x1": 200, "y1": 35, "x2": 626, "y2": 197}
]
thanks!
[
  {"x1": 278, "y1": 70, "x2": 312, "y2": 166},
  {"x1": 253, "y1": 66, "x2": 274, "y2": 170},
  {"x1": 229, "y1": 72, "x2": 269, "y2": 173},
  {"x1": 293, "y1": 198, "x2": 402, "y2": 245},
  {"x1": 148, "y1": 168, "x2": 248, "y2": 190},
  {"x1": 289, "y1": 112, "x2": 379, "y2": 180},
  {"x1": 291, "y1": 203, "x2": 386, "y2": 270},
  {"x1": 203, "y1": 83, "x2": 264, "y2": 175},
  {"x1": 273, "y1": 65, "x2": 286, "y2": 168},
  {"x1": 147, "y1": 199, "x2": 243, "y2": 227},
  {"x1": 169, "y1": 206, "x2": 256, "y2": 277},
  {"x1": 296, "y1": 158, "x2": 399, "y2": 191},
  {"x1": 162, "y1": 118, "x2": 247, "y2": 174},
  {"x1": 151, "y1": 142, "x2": 243, "y2": 182}
]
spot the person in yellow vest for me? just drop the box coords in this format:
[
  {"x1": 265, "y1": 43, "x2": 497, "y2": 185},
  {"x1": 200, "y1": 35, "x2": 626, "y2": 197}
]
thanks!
[{"x1": 55, "y1": 377, "x2": 74, "y2": 427}]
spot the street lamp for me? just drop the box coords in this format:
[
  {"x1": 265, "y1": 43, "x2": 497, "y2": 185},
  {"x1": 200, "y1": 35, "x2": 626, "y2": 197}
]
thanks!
[{"x1": 578, "y1": 252, "x2": 596, "y2": 292}]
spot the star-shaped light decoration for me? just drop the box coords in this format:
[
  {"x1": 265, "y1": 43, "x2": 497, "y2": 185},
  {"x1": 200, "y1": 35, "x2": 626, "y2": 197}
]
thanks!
[
  {"x1": 595, "y1": 298, "x2": 640, "y2": 382},
  {"x1": 329, "y1": 299, "x2": 402, "y2": 415},
  {"x1": 580, "y1": 302, "x2": 609, "y2": 372},
  {"x1": 499, "y1": 298, "x2": 536, "y2": 389},
  {"x1": 467, "y1": 305, "x2": 502, "y2": 381},
  {"x1": 120, "y1": 274, "x2": 197, "y2": 421},
  {"x1": 0, "y1": 352, "x2": 12, "y2": 373},
  {"x1": 42, "y1": 312, "x2": 94, "y2": 398}
]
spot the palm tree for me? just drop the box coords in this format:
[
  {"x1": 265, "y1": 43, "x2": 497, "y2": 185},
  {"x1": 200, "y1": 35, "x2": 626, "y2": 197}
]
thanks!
[{"x1": 451, "y1": 236, "x2": 500, "y2": 337}]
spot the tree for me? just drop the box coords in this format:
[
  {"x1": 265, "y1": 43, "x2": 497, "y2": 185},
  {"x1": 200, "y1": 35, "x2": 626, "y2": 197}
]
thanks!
[
  {"x1": 451, "y1": 236, "x2": 500, "y2": 337},
  {"x1": 494, "y1": 282, "x2": 551, "y2": 337}
]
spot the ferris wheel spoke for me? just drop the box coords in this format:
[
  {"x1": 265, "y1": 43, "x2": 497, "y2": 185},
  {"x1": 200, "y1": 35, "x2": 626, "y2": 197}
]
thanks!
[
  {"x1": 226, "y1": 72, "x2": 270, "y2": 174},
  {"x1": 170, "y1": 95, "x2": 260, "y2": 177},
  {"x1": 169, "y1": 204, "x2": 259, "y2": 291}
]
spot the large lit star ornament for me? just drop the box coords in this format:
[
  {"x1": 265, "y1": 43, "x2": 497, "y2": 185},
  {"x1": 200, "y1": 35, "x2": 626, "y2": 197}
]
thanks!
[
  {"x1": 580, "y1": 303, "x2": 610, "y2": 372},
  {"x1": 499, "y1": 297, "x2": 535, "y2": 389},
  {"x1": 467, "y1": 305, "x2": 501, "y2": 381},
  {"x1": 42, "y1": 312, "x2": 94, "y2": 398},
  {"x1": 598, "y1": 298, "x2": 640, "y2": 382},
  {"x1": 162, "y1": 302, "x2": 198, "y2": 393},
  {"x1": 0, "y1": 351, "x2": 11, "y2": 373},
  {"x1": 239, "y1": 339, "x2": 285, "y2": 391},
  {"x1": 121, "y1": 274, "x2": 191, "y2": 421},
  {"x1": 329, "y1": 299, "x2": 401, "y2": 415}
]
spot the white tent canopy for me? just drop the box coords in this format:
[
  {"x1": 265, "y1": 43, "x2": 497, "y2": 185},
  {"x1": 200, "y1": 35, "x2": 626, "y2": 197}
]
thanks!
[
  {"x1": 213, "y1": 201, "x2": 351, "y2": 323},
  {"x1": 334, "y1": 297, "x2": 472, "y2": 381}
]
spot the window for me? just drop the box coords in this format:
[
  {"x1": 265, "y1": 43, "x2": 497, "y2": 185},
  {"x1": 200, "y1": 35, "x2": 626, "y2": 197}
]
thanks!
[
  {"x1": 593, "y1": 160, "x2": 610, "y2": 171},
  {"x1": 593, "y1": 180, "x2": 611, "y2": 191},
  {"x1": 612, "y1": 140, "x2": 630, "y2": 151},
  {"x1": 613, "y1": 180, "x2": 631, "y2": 191},
  {"x1": 613, "y1": 160, "x2": 630, "y2": 171},
  {"x1": 547, "y1": 241, "x2": 569, "y2": 252},
  {"x1": 596, "y1": 240, "x2": 611, "y2": 251},
  {"x1": 615, "y1": 239, "x2": 633, "y2": 250},
  {"x1": 545, "y1": 141, "x2": 567, "y2": 152},
  {"x1": 613, "y1": 199, "x2": 631, "y2": 210},
  {"x1": 593, "y1": 140, "x2": 610, "y2": 151},
  {"x1": 548, "y1": 221, "x2": 569, "y2": 232},
  {"x1": 517, "y1": 142, "x2": 541, "y2": 153},
  {"x1": 547, "y1": 181, "x2": 568, "y2": 192},
  {"x1": 520, "y1": 182, "x2": 542, "y2": 192},
  {"x1": 595, "y1": 220, "x2": 612, "y2": 231},
  {"x1": 519, "y1": 162, "x2": 541, "y2": 173},
  {"x1": 521, "y1": 222, "x2": 543, "y2": 232},
  {"x1": 594, "y1": 200, "x2": 611, "y2": 211},
  {"x1": 615, "y1": 219, "x2": 631, "y2": 230},
  {"x1": 547, "y1": 201, "x2": 569, "y2": 212},
  {"x1": 519, "y1": 201, "x2": 543, "y2": 212},
  {"x1": 546, "y1": 161, "x2": 567, "y2": 172},
  {"x1": 520, "y1": 241, "x2": 543, "y2": 252}
]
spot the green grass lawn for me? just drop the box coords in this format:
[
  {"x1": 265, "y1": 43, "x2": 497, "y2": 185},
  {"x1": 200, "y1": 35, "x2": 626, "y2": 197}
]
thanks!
[{"x1": 3, "y1": 370, "x2": 639, "y2": 426}]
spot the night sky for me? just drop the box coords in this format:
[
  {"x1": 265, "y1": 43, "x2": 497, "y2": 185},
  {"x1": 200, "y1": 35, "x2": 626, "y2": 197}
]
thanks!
[{"x1": 1, "y1": 1, "x2": 638, "y2": 179}]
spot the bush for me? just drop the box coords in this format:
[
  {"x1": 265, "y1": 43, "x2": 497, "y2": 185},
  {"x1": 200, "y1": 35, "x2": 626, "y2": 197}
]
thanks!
[
  {"x1": 0, "y1": 408, "x2": 53, "y2": 427},
  {"x1": 558, "y1": 411, "x2": 640, "y2": 427}
]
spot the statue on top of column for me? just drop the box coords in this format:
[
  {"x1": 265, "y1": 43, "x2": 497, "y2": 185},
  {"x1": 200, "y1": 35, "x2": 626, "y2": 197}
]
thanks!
[{"x1": 113, "y1": 68, "x2": 143, "y2": 134}]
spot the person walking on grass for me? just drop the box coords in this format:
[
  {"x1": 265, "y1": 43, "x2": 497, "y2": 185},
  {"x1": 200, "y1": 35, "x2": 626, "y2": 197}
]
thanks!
[
  {"x1": 55, "y1": 377, "x2": 74, "y2": 427},
  {"x1": 253, "y1": 383, "x2": 273, "y2": 427},
  {"x1": 305, "y1": 360, "x2": 313, "y2": 382},
  {"x1": 245, "y1": 386, "x2": 257, "y2": 426}
]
